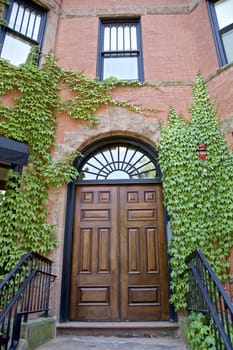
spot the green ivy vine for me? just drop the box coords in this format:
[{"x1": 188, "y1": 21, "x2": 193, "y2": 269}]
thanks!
[
  {"x1": 0, "y1": 53, "x2": 154, "y2": 273},
  {"x1": 185, "y1": 313, "x2": 216, "y2": 349},
  {"x1": 158, "y1": 74, "x2": 233, "y2": 310}
]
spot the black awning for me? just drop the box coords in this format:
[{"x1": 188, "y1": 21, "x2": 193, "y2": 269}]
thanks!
[{"x1": 0, "y1": 136, "x2": 29, "y2": 165}]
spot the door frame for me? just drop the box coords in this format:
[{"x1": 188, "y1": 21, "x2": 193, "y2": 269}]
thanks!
[{"x1": 60, "y1": 136, "x2": 175, "y2": 322}]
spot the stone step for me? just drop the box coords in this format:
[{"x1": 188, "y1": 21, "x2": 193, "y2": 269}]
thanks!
[
  {"x1": 56, "y1": 321, "x2": 180, "y2": 338},
  {"x1": 36, "y1": 335, "x2": 187, "y2": 350}
]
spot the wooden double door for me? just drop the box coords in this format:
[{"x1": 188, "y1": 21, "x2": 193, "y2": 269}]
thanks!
[{"x1": 70, "y1": 184, "x2": 169, "y2": 321}]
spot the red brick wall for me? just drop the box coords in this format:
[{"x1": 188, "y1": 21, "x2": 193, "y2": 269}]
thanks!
[
  {"x1": 55, "y1": 0, "x2": 219, "y2": 80},
  {"x1": 51, "y1": 0, "x2": 233, "y2": 315},
  {"x1": 142, "y1": 13, "x2": 199, "y2": 81},
  {"x1": 190, "y1": 1, "x2": 219, "y2": 75},
  {"x1": 55, "y1": 17, "x2": 98, "y2": 73},
  {"x1": 54, "y1": 0, "x2": 233, "y2": 121}
]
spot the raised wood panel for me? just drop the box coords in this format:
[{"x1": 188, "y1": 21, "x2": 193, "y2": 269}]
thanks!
[
  {"x1": 144, "y1": 191, "x2": 156, "y2": 202},
  {"x1": 79, "y1": 228, "x2": 92, "y2": 273},
  {"x1": 81, "y1": 192, "x2": 93, "y2": 203},
  {"x1": 128, "y1": 287, "x2": 160, "y2": 305},
  {"x1": 128, "y1": 209, "x2": 156, "y2": 220},
  {"x1": 81, "y1": 209, "x2": 110, "y2": 220},
  {"x1": 79, "y1": 287, "x2": 110, "y2": 305},
  {"x1": 127, "y1": 191, "x2": 139, "y2": 202},
  {"x1": 146, "y1": 228, "x2": 159, "y2": 273},
  {"x1": 98, "y1": 228, "x2": 110, "y2": 273},
  {"x1": 128, "y1": 228, "x2": 140, "y2": 273},
  {"x1": 99, "y1": 191, "x2": 111, "y2": 202}
]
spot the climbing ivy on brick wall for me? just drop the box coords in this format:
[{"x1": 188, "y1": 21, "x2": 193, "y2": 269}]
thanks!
[
  {"x1": 158, "y1": 74, "x2": 233, "y2": 310},
  {"x1": 0, "y1": 56, "x2": 75, "y2": 271},
  {"x1": 0, "y1": 42, "x2": 232, "y2": 318},
  {"x1": 0, "y1": 53, "x2": 152, "y2": 273}
]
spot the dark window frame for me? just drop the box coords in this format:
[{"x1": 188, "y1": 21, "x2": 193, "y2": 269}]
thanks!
[
  {"x1": 207, "y1": 0, "x2": 233, "y2": 66},
  {"x1": 97, "y1": 18, "x2": 144, "y2": 82},
  {"x1": 0, "y1": 0, "x2": 47, "y2": 65}
]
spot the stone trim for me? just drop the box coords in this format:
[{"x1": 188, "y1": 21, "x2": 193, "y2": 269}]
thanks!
[
  {"x1": 54, "y1": 107, "x2": 160, "y2": 161},
  {"x1": 60, "y1": 1, "x2": 201, "y2": 19},
  {"x1": 35, "y1": 0, "x2": 61, "y2": 13},
  {"x1": 189, "y1": 0, "x2": 202, "y2": 12}
]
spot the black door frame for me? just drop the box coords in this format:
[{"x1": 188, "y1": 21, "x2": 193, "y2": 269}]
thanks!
[{"x1": 60, "y1": 136, "x2": 176, "y2": 322}]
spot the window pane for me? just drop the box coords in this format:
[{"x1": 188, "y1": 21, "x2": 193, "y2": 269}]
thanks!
[
  {"x1": 1, "y1": 33, "x2": 33, "y2": 65},
  {"x1": 215, "y1": 0, "x2": 233, "y2": 29},
  {"x1": 103, "y1": 56, "x2": 138, "y2": 80},
  {"x1": 131, "y1": 26, "x2": 137, "y2": 50},
  {"x1": 8, "y1": 1, "x2": 19, "y2": 29},
  {"x1": 222, "y1": 29, "x2": 233, "y2": 62},
  {"x1": 110, "y1": 26, "x2": 117, "y2": 51},
  {"x1": 104, "y1": 27, "x2": 110, "y2": 51},
  {"x1": 124, "y1": 26, "x2": 130, "y2": 50},
  {"x1": 27, "y1": 11, "x2": 36, "y2": 38},
  {"x1": 15, "y1": 5, "x2": 24, "y2": 32},
  {"x1": 32, "y1": 15, "x2": 41, "y2": 40},
  {"x1": 21, "y1": 8, "x2": 30, "y2": 35},
  {"x1": 107, "y1": 170, "x2": 130, "y2": 179},
  {"x1": 117, "y1": 26, "x2": 123, "y2": 51}
]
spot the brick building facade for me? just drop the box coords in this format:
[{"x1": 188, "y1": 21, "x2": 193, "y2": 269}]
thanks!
[{"x1": 0, "y1": 0, "x2": 233, "y2": 322}]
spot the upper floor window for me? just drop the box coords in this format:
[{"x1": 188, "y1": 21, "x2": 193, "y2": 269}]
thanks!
[
  {"x1": 97, "y1": 18, "x2": 144, "y2": 81},
  {"x1": 208, "y1": 0, "x2": 233, "y2": 65},
  {"x1": 0, "y1": 0, "x2": 47, "y2": 66}
]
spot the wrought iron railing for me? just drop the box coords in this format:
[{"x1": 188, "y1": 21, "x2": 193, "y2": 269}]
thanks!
[
  {"x1": 0, "y1": 252, "x2": 56, "y2": 350},
  {"x1": 186, "y1": 250, "x2": 233, "y2": 350}
]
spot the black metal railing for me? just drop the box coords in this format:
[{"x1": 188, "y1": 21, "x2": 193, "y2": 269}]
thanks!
[
  {"x1": 0, "y1": 252, "x2": 56, "y2": 350},
  {"x1": 186, "y1": 250, "x2": 233, "y2": 350}
]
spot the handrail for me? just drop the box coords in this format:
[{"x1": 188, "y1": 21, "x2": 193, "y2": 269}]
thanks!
[
  {"x1": 0, "y1": 252, "x2": 56, "y2": 350},
  {"x1": 186, "y1": 250, "x2": 233, "y2": 350}
]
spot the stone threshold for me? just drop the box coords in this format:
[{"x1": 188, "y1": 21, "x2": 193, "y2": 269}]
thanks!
[{"x1": 56, "y1": 321, "x2": 180, "y2": 338}]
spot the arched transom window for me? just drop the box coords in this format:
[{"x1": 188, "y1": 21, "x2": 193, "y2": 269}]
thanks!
[{"x1": 79, "y1": 144, "x2": 159, "y2": 180}]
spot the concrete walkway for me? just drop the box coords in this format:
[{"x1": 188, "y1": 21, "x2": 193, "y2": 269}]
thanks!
[{"x1": 36, "y1": 336, "x2": 187, "y2": 350}]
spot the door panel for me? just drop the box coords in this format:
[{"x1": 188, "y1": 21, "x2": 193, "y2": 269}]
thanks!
[
  {"x1": 70, "y1": 186, "x2": 119, "y2": 321},
  {"x1": 120, "y1": 185, "x2": 169, "y2": 321},
  {"x1": 70, "y1": 184, "x2": 169, "y2": 321}
]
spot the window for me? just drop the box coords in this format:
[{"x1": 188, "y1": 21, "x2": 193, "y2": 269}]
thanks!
[
  {"x1": 97, "y1": 18, "x2": 144, "y2": 81},
  {"x1": 79, "y1": 144, "x2": 159, "y2": 180},
  {"x1": 0, "y1": 0, "x2": 47, "y2": 66},
  {"x1": 208, "y1": 0, "x2": 233, "y2": 65}
]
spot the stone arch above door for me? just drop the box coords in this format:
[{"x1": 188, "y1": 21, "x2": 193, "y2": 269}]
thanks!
[{"x1": 55, "y1": 107, "x2": 160, "y2": 159}]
